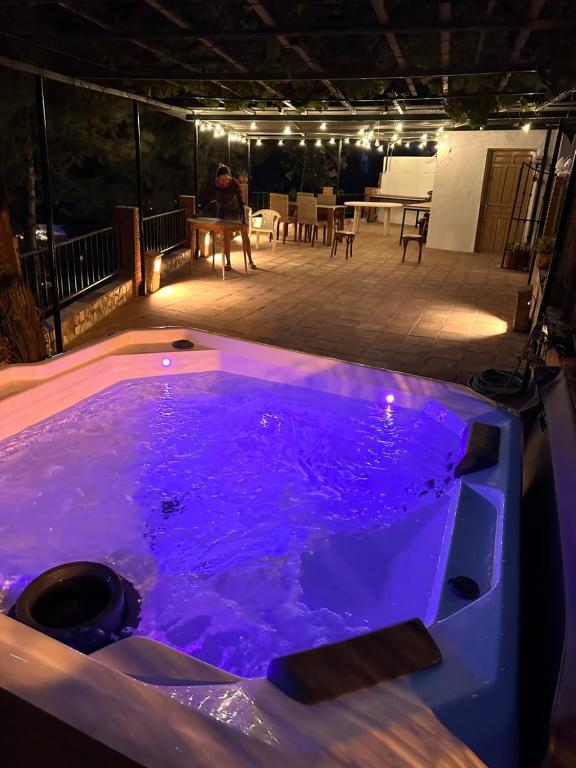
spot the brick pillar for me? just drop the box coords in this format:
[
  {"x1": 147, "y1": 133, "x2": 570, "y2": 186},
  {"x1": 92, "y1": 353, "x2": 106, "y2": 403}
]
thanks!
[
  {"x1": 179, "y1": 195, "x2": 196, "y2": 251},
  {"x1": 113, "y1": 206, "x2": 141, "y2": 296}
]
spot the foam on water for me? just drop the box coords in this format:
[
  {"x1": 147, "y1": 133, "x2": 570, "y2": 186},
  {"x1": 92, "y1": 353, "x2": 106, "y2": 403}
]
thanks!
[{"x1": 0, "y1": 372, "x2": 461, "y2": 677}]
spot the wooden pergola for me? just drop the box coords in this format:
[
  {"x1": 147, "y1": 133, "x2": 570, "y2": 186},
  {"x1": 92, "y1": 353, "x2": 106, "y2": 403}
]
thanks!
[{"x1": 0, "y1": 0, "x2": 575, "y2": 138}]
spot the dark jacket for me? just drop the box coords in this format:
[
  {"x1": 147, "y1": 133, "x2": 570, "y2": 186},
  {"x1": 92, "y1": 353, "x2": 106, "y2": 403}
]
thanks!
[{"x1": 203, "y1": 178, "x2": 246, "y2": 220}]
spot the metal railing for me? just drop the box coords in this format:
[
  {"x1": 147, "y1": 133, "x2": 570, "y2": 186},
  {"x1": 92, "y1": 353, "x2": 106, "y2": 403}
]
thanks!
[
  {"x1": 142, "y1": 208, "x2": 186, "y2": 255},
  {"x1": 21, "y1": 227, "x2": 119, "y2": 316}
]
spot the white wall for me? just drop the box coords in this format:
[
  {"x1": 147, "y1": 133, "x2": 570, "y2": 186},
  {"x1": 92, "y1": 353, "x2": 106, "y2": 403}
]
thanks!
[
  {"x1": 426, "y1": 130, "x2": 549, "y2": 253},
  {"x1": 378, "y1": 156, "x2": 437, "y2": 223}
]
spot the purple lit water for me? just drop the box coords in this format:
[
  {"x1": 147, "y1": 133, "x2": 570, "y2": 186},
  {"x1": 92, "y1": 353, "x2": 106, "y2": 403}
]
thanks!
[{"x1": 0, "y1": 372, "x2": 461, "y2": 677}]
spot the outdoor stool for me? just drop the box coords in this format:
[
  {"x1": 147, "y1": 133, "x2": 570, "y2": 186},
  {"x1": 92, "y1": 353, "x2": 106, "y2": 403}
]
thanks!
[
  {"x1": 401, "y1": 234, "x2": 424, "y2": 264},
  {"x1": 330, "y1": 230, "x2": 355, "y2": 260}
]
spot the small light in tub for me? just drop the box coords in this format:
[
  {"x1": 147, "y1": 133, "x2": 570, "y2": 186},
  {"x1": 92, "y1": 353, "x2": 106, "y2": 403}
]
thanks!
[
  {"x1": 385, "y1": 393, "x2": 395, "y2": 404},
  {"x1": 162, "y1": 358, "x2": 172, "y2": 368}
]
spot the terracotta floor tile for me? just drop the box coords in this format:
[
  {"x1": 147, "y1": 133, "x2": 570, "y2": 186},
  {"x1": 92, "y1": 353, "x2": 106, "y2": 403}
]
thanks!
[{"x1": 73, "y1": 227, "x2": 528, "y2": 385}]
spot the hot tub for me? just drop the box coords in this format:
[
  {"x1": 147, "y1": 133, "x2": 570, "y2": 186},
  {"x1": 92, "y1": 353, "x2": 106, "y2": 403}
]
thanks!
[{"x1": 0, "y1": 329, "x2": 521, "y2": 767}]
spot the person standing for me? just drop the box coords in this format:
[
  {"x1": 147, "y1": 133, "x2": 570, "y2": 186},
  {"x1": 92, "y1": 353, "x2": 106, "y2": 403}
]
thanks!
[{"x1": 204, "y1": 164, "x2": 256, "y2": 271}]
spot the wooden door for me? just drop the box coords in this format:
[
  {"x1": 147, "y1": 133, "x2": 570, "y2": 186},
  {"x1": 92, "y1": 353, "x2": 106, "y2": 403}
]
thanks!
[{"x1": 476, "y1": 149, "x2": 535, "y2": 254}]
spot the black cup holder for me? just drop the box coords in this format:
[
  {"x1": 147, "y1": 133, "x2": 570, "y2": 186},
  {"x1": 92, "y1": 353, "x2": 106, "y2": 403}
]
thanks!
[{"x1": 14, "y1": 562, "x2": 130, "y2": 653}]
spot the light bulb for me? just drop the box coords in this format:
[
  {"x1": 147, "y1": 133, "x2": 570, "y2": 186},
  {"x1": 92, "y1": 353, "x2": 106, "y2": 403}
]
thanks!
[
  {"x1": 391, "y1": 133, "x2": 398, "y2": 141},
  {"x1": 250, "y1": 121, "x2": 257, "y2": 129},
  {"x1": 200, "y1": 123, "x2": 206, "y2": 132},
  {"x1": 329, "y1": 137, "x2": 336, "y2": 144},
  {"x1": 299, "y1": 138, "x2": 305, "y2": 146},
  {"x1": 421, "y1": 133, "x2": 428, "y2": 141},
  {"x1": 396, "y1": 122, "x2": 403, "y2": 132},
  {"x1": 377, "y1": 145, "x2": 384, "y2": 152},
  {"x1": 522, "y1": 122, "x2": 531, "y2": 132},
  {"x1": 283, "y1": 125, "x2": 291, "y2": 134},
  {"x1": 256, "y1": 138, "x2": 263, "y2": 145},
  {"x1": 404, "y1": 141, "x2": 410, "y2": 148},
  {"x1": 315, "y1": 138, "x2": 322, "y2": 146},
  {"x1": 278, "y1": 139, "x2": 284, "y2": 145},
  {"x1": 320, "y1": 122, "x2": 327, "y2": 130},
  {"x1": 344, "y1": 137, "x2": 350, "y2": 144},
  {"x1": 375, "y1": 139, "x2": 380, "y2": 147}
]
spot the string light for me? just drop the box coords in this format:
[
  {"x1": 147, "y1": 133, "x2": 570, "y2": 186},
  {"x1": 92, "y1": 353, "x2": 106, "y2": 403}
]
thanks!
[
  {"x1": 419, "y1": 141, "x2": 426, "y2": 149},
  {"x1": 377, "y1": 145, "x2": 384, "y2": 152},
  {"x1": 256, "y1": 138, "x2": 263, "y2": 146},
  {"x1": 396, "y1": 122, "x2": 403, "y2": 132},
  {"x1": 320, "y1": 122, "x2": 327, "y2": 130},
  {"x1": 391, "y1": 133, "x2": 398, "y2": 141},
  {"x1": 329, "y1": 137, "x2": 336, "y2": 144},
  {"x1": 250, "y1": 121, "x2": 257, "y2": 129},
  {"x1": 299, "y1": 138, "x2": 305, "y2": 146},
  {"x1": 283, "y1": 125, "x2": 291, "y2": 134},
  {"x1": 522, "y1": 121, "x2": 532, "y2": 132},
  {"x1": 200, "y1": 123, "x2": 207, "y2": 132},
  {"x1": 404, "y1": 141, "x2": 410, "y2": 148},
  {"x1": 358, "y1": 128, "x2": 365, "y2": 136},
  {"x1": 356, "y1": 139, "x2": 362, "y2": 145},
  {"x1": 421, "y1": 133, "x2": 428, "y2": 142},
  {"x1": 344, "y1": 137, "x2": 350, "y2": 144},
  {"x1": 278, "y1": 139, "x2": 284, "y2": 145},
  {"x1": 315, "y1": 138, "x2": 322, "y2": 146}
]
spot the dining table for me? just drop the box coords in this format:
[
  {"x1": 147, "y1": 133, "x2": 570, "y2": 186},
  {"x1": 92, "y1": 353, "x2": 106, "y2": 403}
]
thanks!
[
  {"x1": 188, "y1": 217, "x2": 248, "y2": 281},
  {"x1": 288, "y1": 202, "x2": 346, "y2": 246},
  {"x1": 344, "y1": 201, "x2": 404, "y2": 236}
]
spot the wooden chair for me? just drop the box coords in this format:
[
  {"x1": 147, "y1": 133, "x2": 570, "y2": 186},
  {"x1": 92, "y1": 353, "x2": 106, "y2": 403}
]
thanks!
[
  {"x1": 251, "y1": 208, "x2": 281, "y2": 254},
  {"x1": 296, "y1": 191, "x2": 315, "y2": 201},
  {"x1": 330, "y1": 230, "x2": 355, "y2": 260},
  {"x1": 296, "y1": 197, "x2": 327, "y2": 246},
  {"x1": 401, "y1": 214, "x2": 429, "y2": 264},
  {"x1": 270, "y1": 192, "x2": 296, "y2": 243}
]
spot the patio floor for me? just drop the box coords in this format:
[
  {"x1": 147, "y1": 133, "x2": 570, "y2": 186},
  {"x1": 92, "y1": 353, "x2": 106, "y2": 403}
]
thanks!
[{"x1": 74, "y1": 222, "x2": 530, "y2": 386}]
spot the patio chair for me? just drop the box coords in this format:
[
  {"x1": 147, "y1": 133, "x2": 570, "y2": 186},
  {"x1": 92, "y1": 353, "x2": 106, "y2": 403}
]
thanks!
[
  {"x1": 296, "y1": 191, "x2": 315, "y2": 202},
  {"x1": 296, "y1": 196, "x2": 327, "y2": 247},
  {"x1": 401, "y1": 214, "x2": 429, "y2": 265},
  {"x1": 251, "y1": 208, "x2": 282, "y2": 254},
  {"x1": 270, "y1": 192, "x2": 296, "y2": 243}
]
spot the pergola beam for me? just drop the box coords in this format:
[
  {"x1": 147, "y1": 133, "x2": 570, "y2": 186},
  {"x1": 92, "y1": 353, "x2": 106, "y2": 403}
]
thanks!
[
  {"x1": 499, "y1": 0, "x2": 547, "y2": 90},
  {"x1": 81, "y1": 64, "x2": 542, "y2": 82},
  {"x1": 19, "y1": 19, "x2": 569, "y2": 42},
  {"x1": 140, "y1": 0, "x2": 283, "y2": 101},
  {"x1": 439, "y1": 2, "x2": 451, "y2": 97},
  {"x1": 371, "y1": 0, "x2": 417, "y2": 97},
  {"x1": 474, "y1": 0, "x2": 496, "y2": 66},
  {"x1": 245, "y1": 0, "x2": 353, "y2": 111}
]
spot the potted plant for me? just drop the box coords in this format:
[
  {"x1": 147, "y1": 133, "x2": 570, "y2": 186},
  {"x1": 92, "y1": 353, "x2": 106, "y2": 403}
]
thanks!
[
  {"x1": 503, "y1": 242, "x2": 527, "y2": 270},
  {"x1": 535, "y1": 236, "x2": 555, "y2": 270},
  {"x1": 544, "y1": 321, "x2": 576, "y2": 367}
]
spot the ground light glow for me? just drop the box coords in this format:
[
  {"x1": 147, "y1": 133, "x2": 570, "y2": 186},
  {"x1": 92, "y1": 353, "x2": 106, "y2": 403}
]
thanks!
[
  {"x1": 385, "y1": 393, "x2": 395, "y2": 404},
  {"x1": 162, "y1": 358, "x2": 172, "y2": 367}
]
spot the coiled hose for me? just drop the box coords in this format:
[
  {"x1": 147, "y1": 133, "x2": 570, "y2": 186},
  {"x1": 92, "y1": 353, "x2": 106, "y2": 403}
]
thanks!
[{"x1": 466, "y1": 367, "x2": 524, "y2": 398}]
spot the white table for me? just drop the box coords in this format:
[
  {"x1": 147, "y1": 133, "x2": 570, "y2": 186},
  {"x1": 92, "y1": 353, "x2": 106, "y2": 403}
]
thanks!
[{"x1": 345, "y1": 201, "x2": 404, "y2": 236}]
